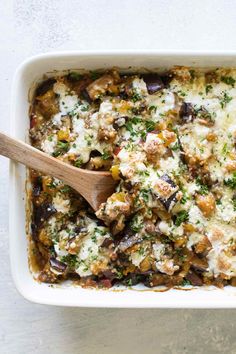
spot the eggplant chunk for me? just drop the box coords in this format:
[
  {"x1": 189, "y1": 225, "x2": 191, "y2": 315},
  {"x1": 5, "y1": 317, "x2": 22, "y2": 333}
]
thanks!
[
  {"x1": 35, "y1": 78, "x2": 56, "y2": 96},
  {"x1": 142, "y1": 73, "x2": 164, "y2": 94},
  {"x1": 86, "y1": 74, "x2": 114, "y2": 100},
  {"x1": 186, "y1": 270, "x2": 203, "y2": 286},
  {"x1": 32, "y1": 177, "x2": 42, "y2": 197},
  {"x1": 49, "y1": 257, "x2": 67, "y2": 274},
  {"x1": 33, "y1": 203, "x2": 57, "y2": 229},
  {"x1": 179, "y1": 102, "x2": 196, "y2": 123},
  {"x1": 117, "y1": 233, "x2": 142, "y2": 252},
  {"x1": 154, "y1": 174, "x2": 179, "y2": 211},
  {"x1": 191, "y1": 256, "x2": 208, "y2": 272}
]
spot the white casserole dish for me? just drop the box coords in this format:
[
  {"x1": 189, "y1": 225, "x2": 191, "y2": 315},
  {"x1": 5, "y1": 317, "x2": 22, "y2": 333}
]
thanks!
[{"x1": 10, "y1": 51, "x2": 236, "y2": 307}]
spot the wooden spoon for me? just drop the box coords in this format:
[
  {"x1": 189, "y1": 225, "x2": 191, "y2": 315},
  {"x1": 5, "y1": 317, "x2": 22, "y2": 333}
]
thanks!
[{"x1": 0, "y1": 132, "x2": 117, "y2": 210}]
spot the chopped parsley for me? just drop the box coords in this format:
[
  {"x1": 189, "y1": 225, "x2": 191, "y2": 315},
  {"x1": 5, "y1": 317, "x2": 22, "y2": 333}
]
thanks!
[
  {"x1": 101, "y1": 151, "x2": 111, "y2": 160},
  {"x1": 175, "y1": 248, "x2": 187, "y2": 261},
  {"x1": 138, "y1": 170, "x2": 150, "y2": 177},
  {"x1": 132, "y1": 90, "x2": 142, "y2": 102},
  {"x1": 132, "y1": 116, "x2": 142, "y2": 124},
  {"x1": 222, "y1": 143, "x2": 229, "y2": 156},
  {"x1": 81, "y1": 105, "x2": 89, "y2": 112},
  {"x1": 85, "y1": 134, "x2": 93, "y2": 146},
  {"x1": 74, "y1": 159, "x2": 83, "y2": 168},
  {"x1": 125, "y1": 117, "x2": 145, "y2": 139},
  {"x1": 145, "y1": 120, "x2": 156, "y2": 132},
  {"x1": 130, "y1": 215, "x2": 143, "y2": 232},
  {"x1": 180, "y1": 189, "x2": 189, "y2": 204},
  {"x1": 94, "y1": 227, "x2": 106, "y2": 236},
  {"x1": 61, "y1": 254, "x2": 77, "y2": 269},
  {"x1": 116, "y1": 270, "x2": 123, "y2": 279},
  {"x1": 178, "y1": 90, "x2": 187, "y2": 97},
  {"x1": 90, "y1": 71, "x2": 101, "y2": 80},
  {"x1": 220, "y1": 91, "x2": 233, "y2": 108},
  {"x1": 52, "y1": 141, "x2": 69, "y2": 157},
  {"x1": 189, "y1": 69, "x2": 195, "y2": 81},
  {"x1": 232, "y1": 196, "x2": 236, "y2": 211},
  {"x1": 196, "y1": 177, "x2": 209, "y2": 195},
  {"x1": 224, "y1": 172, "x2": 236, "y2": 189},
  {"x1": 68, "y1": 71, "x2": 82, "y2": 80},
  {"x1": 149, "y1": 105, "x2": 157, "y2": 112},
  {"x1": 181, "y1": 279, "x2": 192, "y2": 286},
  {"x1": 174, "y1": 210, "x2": 189, "y2": 226},
  {"x1": 138, "y1": 247, "x2": 145, "y2": 256},
  {"x1": 205, "y1": 84, "x2": 213, "y2": 95},
  {"x1": 91, "y1": 235, "x2": 97, "y2": 243},
  {"x1": 221, "y1": 76, "x2": 236, "y2": 87},
  {"x1": 60, "y1": 185, "x2": 71, "y2": 193},
  {"x1": 139, "y1": 189, "x2": 150, "y2": 203},
  {"x1": 126, "y1": 279, "x2": 133, "y2": 286}
]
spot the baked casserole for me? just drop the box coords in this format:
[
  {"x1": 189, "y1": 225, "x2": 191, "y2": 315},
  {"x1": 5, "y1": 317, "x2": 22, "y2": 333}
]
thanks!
[{"x1": 29, "y1": 67, "x2": 236, "y2": 289}]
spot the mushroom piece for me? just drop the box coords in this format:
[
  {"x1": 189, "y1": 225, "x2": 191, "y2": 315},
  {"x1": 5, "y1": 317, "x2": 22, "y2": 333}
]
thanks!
[{"x1": 142, "y1": 73, "x2": 164, "y2": 94}]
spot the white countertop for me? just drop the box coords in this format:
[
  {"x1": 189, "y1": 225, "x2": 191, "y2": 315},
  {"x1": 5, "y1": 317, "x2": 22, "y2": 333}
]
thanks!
[{"x1": 1, "y1": 1, "x2": 236, "y2": 353}]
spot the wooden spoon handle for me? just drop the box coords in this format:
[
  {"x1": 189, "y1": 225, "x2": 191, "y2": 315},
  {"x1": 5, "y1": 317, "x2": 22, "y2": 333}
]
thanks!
[{"x1": 0, "y1": 131, "x2": 78, "y2": 182}]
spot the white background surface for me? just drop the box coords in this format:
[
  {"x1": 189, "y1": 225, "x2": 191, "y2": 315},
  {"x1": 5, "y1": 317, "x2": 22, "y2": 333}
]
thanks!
[{"x1": 1, "y1": 1, "x2": 236, "y2": 353}]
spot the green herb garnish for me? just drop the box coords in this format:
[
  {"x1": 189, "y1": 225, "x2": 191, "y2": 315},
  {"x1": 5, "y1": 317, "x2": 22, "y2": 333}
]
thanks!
[
  {"x1": 61, "y1": 254, "x2": 77, "y2": 269},
  {"x1": 189, "y1": 69, "x2": 195, "y2": 81},
  {"x1": 69, "y1": 71, "x2": 82, "y2": 80},
  {"x1": 60, "y1": 185, "x2": 71, "y2": 193},
  {"x1": 181, "y1": 279, "x2": 192, "y2": 286},
  {"x1": 221, "y1": 76, "x2": 236, "y2": 87},
  {"x1": 222, "y1": 143, "x2": 229, "y2": 156},
  {"x1": 130, "y1": 215, "x2": 143, "y2": 232},
  {"x1": 145, "y1": 120, "x2": 156, "y2": 132},
  {"x1": 101, "y1": 151, "x2": 111, "y2": 160},
  {"x1": 52, "y1": 141, "x2": 69, "y2": 157},
  {"x1": 180, "y1": 189, "x2": 189, "y2": 204},
  {"x1": 220, "y1": 91, "x2": 233, "y2": 108},
  {"x1": 132, "y1": 90, "x2": 142, "y2": 102},
  {"x1": 171, "y1": 142, "x2": 180, "y2": 151},
  {"x1": 74, "y1": 159, "x2": 83, "y2": 168},
  {"x1": 175, "y1": 211, "x2": 189, "y2": 226},
  {"x1": 149, "y1": 105, "x2": 157, "y2": 112},
  {"x1": 81, "y1": 105, "x2": 89, "y2": 112},
  {"x1": 196, "y1": 177, "x2": 209, "y2": 195},
  {"x1": 205, "y1": 84, "x2": 213, "y2": 95},
  {"x1": 224, "y1": 172, "x2": 236, "y2": 189},
  {"x1": 232, "y1": 196, "x2": 236, "y2": 211},
  {"x1": 90, "y1": 71, "x2": 101, "y2": 80}
]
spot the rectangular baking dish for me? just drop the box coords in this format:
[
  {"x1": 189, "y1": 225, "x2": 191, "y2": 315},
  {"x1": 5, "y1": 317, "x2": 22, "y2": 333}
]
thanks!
[{"x1": 10, "y1": 51, "x2": 236, "y2": 307}]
